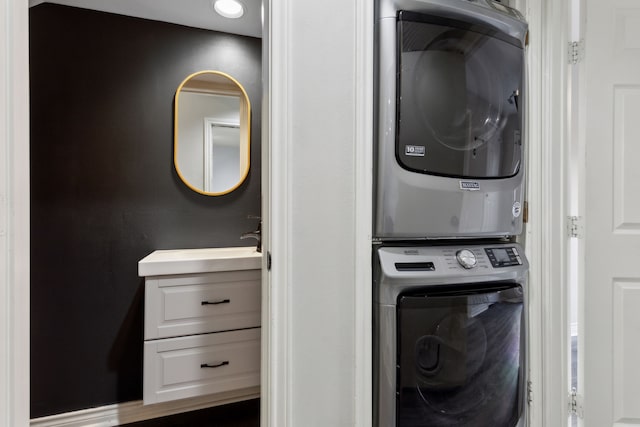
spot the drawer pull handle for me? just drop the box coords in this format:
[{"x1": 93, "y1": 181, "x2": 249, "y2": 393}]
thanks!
[
  {"x1": 201, "y1": 299, "x2": 230, "y2": 306},
  {"x1": 201, "y1": 361, "x2": 229, "y2": 369}
]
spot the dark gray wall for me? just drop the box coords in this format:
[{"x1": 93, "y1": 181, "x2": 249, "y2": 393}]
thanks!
[{"x1": 29, "y1": 4, "x2": 261, "y2": 418}]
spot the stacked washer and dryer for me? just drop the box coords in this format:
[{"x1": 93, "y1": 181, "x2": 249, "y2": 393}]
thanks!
[{"x1": 372, "y1": 0, "x2": 529, "y2": 426}]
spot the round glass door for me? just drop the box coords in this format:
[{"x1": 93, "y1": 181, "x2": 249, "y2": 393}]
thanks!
[
  {"x1": 396, "y1": 284, "x2": 525, "y2": 426},
  {"x1": 396, "y1": 11, "x2": 524, "y2": 179}
]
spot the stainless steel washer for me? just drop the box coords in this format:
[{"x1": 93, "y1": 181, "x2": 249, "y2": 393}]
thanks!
[{"x1": 374, "y1": 243, "x2": 528, "y2": 426}]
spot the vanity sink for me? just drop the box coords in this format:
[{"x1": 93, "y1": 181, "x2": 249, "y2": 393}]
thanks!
[
  {"x1": 139, "y1": 246, "x2": 262, "y2": 404},
  {"x1": 138, "y1": 246, "x2": 262, "y2": 277}
]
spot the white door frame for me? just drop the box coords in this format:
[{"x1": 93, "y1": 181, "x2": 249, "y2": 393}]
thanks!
[
  {"x1": 518, "y1": 0, "x2": 572, "y2": 425},
  {"x1": 0, "y1": 0, "x2": 30, "y2": 426}
]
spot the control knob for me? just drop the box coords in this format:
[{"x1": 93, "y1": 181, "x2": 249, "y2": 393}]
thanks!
[{"x1": 456, "y1": 249, "x2": 477, "y2": 269}]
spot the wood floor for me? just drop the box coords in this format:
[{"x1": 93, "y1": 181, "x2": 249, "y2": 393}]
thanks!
[{"x1": 119, "y1": 399, "x2": 260, "y2": 427}]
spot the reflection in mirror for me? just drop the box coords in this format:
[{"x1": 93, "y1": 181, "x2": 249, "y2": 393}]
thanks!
[{"x1": 174, "y1": 71, "x2": 251, "y2": 195}]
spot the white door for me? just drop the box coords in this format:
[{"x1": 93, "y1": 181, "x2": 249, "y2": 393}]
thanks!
[{"x1": 582, "y1": 0, "x2": 640, "y2": 425}]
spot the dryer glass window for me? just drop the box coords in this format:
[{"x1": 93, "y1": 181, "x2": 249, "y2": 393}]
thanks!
[
  {"x1": 396, "y1": 11, "x2": 524, "y2": 179},
  {"x1": 396, "y1": 284, "x2": 525, "y2": 426}
]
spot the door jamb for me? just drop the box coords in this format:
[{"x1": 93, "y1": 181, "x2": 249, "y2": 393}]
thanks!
[
  {"x1": 1, "y1": 0, "x2": 30, "y2": 426},
  {"x1": 519, "y1": 0, "x2": 572, "y2": 425}
]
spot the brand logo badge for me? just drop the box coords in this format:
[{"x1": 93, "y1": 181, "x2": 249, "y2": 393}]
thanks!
[
  {"x1": 512, "y1": 201, "x2": 522, "y2": 217},
  {"x1": 459, "y1": 181, "x2": 480, "y2": 191},
  {"x1": 405, "y1": 145, "x2": 425, "y2": 157}
]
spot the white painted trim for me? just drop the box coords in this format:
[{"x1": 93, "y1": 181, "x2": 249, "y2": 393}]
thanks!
[
  {"x1": 353, "y1": 0, "x2": 374, "y2": 425},
  {"x1": 263, "y1": 0, "x2": 291, "y2": 425},
  {"x1": 521, "y1": 0, "x2": 571, "y2": 425},
  {"x1": 0, "y1": 0, "x2": 31, "y2": 426},
  {"x1": 540, "y1": 0, "x2": 571, "y2": 425},
  {"x1": 259, "y1": 2, "x2": 272, "y2": 427},
  {"x1": 571, "y1": 322, "x2": 578, "y2": 337},
  {"x1": 30, "y1": 390, "x2": 259, "y2": 427},
  {"x1": 520, "y1": 1, "x2": 544, "y2": 425}
]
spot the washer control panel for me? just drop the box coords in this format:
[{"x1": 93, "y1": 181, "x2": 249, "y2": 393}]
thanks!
[
  {"x1": 442, "y1": 247, "x2": 490, "y2": 271},
  {"x1": 376, "y1": 243, "x2": 528, "y2": 305},
  {"x1": 378, "y1": 244, "x2": 527, "y2": 278},
  {"x1": 484, "y1": 247, "x2": 523, "y2": 268}
]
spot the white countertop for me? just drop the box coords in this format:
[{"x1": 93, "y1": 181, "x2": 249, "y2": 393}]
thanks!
[{"x1": 138, "y1": 246, "x2": 262, "y2": 277}]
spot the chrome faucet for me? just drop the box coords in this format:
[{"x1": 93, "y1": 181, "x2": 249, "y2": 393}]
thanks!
[{"x1": 241, "y1": 215, "x2": 261, "y2": 253}]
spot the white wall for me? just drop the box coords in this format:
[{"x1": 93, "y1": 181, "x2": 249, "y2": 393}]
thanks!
[{"x1": 265, "y1": 0, "x2": 373, "y2": 425}]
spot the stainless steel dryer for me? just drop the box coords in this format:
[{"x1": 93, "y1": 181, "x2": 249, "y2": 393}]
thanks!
[
  {"x1": 373, "y1": 243, "x2": 528, "y2": 426},
  {"x1": 374, "y1": 0, "x2": 528, "y2": 239}
]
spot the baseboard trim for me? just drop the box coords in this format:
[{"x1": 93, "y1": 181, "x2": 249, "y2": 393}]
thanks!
[{"x1": 30, "y1": 388, "x2": 260, "y2": 427}]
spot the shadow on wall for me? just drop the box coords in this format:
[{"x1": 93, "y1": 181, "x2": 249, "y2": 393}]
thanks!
[
  {"x1": 29, "y1": 3, "x2": 262, "y2": 418},
  {"x1": 108, "y1": 282, "x2": 145, "y2": 401}
]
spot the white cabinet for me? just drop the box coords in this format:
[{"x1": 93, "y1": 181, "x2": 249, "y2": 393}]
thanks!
[
  {"x1": 144, "y1": 270, "x2": 261, "y2": 340},
  {"x1": 139, "y1": 248, "x2": 261, "y2": 405},
  {"x1": 144, "y1": 328, "x2": 260, "y2": 404}
]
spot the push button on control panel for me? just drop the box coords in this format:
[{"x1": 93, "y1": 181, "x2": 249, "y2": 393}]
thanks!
[{"x1": 485, "y1": 247, "x2": 522, "y2": 268}]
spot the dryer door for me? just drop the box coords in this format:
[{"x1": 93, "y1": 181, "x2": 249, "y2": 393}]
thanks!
[
  {"x1": 396, "y1": 284, "x2": 525, "y2": 426},
  {"x1": 396, "y1": 11, "x2": 524, "y2": 179}
]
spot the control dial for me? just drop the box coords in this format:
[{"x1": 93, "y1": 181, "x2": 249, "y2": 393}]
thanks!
[{"x1": 456, "y1": 249, "x2": 478, "y2": 269}]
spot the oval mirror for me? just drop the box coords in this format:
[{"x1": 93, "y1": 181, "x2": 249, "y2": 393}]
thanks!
[{"x1": 174, "y1": 70, "x2": 251, "y2": 195}]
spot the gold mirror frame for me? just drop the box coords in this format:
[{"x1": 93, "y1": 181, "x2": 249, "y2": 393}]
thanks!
[{"x1": 174, "y1": 70, "x2": 251, "y2": 196}]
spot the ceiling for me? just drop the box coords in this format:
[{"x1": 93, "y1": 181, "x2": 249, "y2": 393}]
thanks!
[{"x1": 28, "y1": 0, "x2": 263, "y2": 38}]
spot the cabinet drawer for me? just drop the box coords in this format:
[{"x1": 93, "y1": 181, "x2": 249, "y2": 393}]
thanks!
[
  {"x1": 143, "y1": 328, "x2": 261, "y2": 404},
  {"x1": 145, "y1": 270, "x2": 261, "y2": 339}
]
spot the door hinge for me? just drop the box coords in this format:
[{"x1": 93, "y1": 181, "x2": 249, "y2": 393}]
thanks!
[
  {"x1": 568, "y1": 40, "x2": 585, "y2": 65},
  {"x1": 527, "y1": 380, "x2": 533, "y2": 405},
  {"x1": 569, "y1": 387, "x2": 584, "y2": 418},
  {"x1": 567, "y1": 216, "x2": 584, "y2": 239}
]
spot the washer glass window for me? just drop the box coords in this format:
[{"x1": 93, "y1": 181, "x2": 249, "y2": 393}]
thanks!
[
  {"x1": 396, "y1": 284, "x2": 525, "y2": 426},
  {"x1": 396, "y1": 11, "x2": 524, "y2": 179}
]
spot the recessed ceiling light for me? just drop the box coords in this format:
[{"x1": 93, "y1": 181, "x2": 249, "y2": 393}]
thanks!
[{"x1": 213, "y1": 0, "x2": 245, "y2": 19}]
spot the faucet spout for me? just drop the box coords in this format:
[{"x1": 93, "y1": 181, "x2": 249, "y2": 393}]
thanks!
[
  {"x1": 241, "y1": 231, "x2": 260, "y2": 240},
  {"x1": 241, "y1": 216, "x2": 262, "y2": 253}
]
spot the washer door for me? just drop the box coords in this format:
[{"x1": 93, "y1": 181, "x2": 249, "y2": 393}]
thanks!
[
  {"x1": 396, "y1": 11, "x2": 524, "y2": 179},
  {"x1": 396, "y1": 284, "x2": 524, "y2": 426}
]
